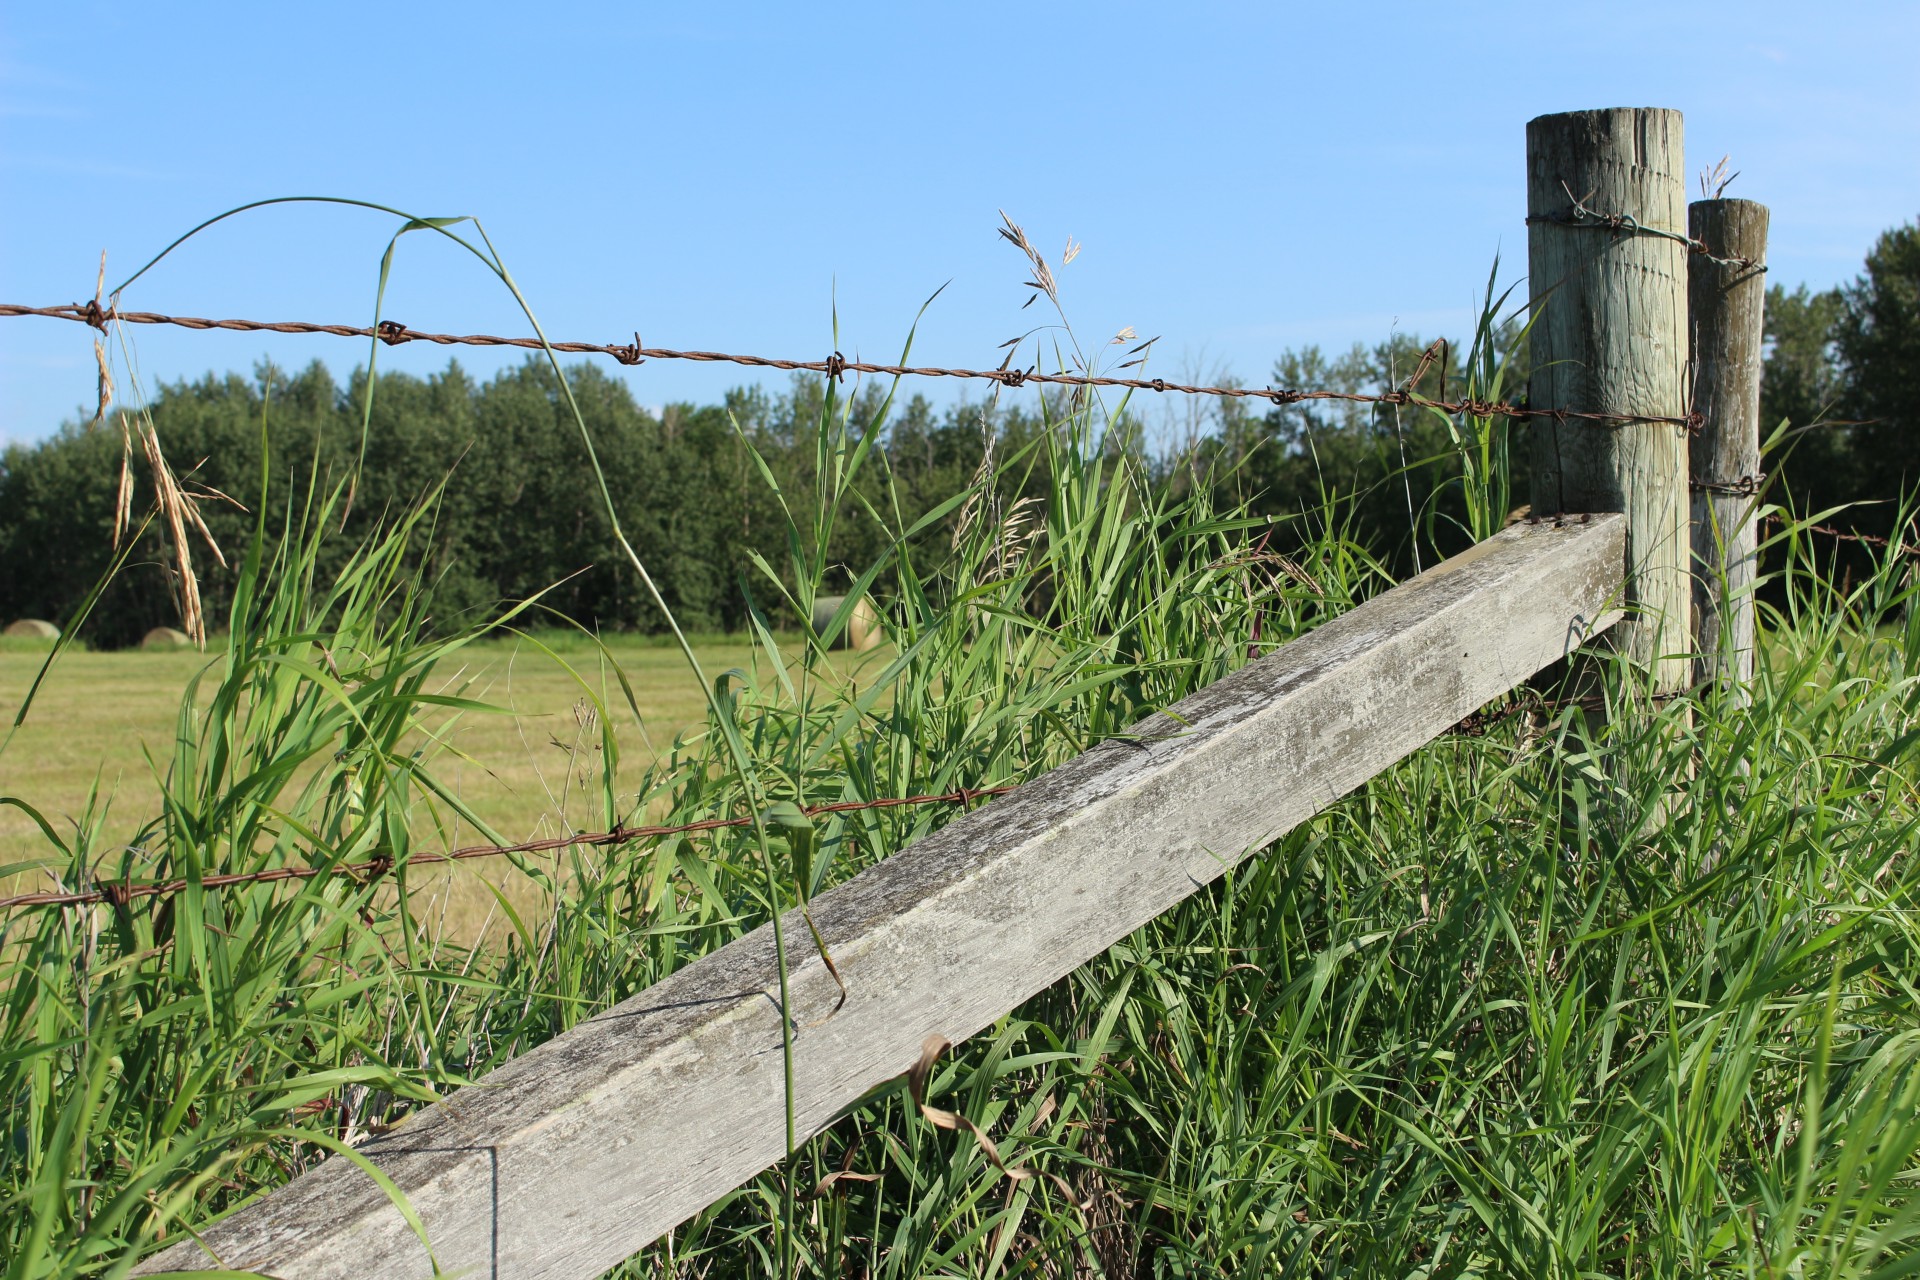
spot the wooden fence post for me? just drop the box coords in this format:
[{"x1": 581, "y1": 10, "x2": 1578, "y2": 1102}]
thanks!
[
  {"x1": 1688, "y1": 198, "x2": 1769, "y2": 694},
  {"x1": 1526, "y1": 108, "x2": 1692, "y2": 694}
]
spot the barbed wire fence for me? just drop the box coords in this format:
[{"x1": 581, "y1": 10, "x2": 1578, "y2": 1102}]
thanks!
[
  {"x1": 1, "y1": 252, "x2": 1911, "y2": 915},
  {"x1": 4, "y1": 654, "x2": 1736, "y2": 914},
  {"x1": 0, "y1": 681, "x2": 1678, "y2": 914},
  {"x1": 0, "y1": 787, "x2": 1019, "y2": 911},
  {"x1": 1762, "y1": 512, "x2": 1919, "y2": 559},
  {"x1": 2, "y1": 300, "x2": 1704, "y2": 431}
]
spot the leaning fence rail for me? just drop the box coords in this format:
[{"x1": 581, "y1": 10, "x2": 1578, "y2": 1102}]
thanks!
[{"x1": 135, "y1": 514, "x2": 1626, "y2": 1279}]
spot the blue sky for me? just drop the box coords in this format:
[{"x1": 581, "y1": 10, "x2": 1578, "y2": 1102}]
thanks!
[{"x1": 3, "y1": 2, "x2": 1916, "y2": 447}]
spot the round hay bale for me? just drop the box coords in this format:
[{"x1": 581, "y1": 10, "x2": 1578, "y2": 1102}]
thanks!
[
  {"x1": 846, "y1": 596, "x2": 881, "y2": 652},
  {"x1": 810, "y1": 595, "x2": 882, "y2": 652},
  {"x1": 141, "y1": 626, "x2": 192, "y2": 651},
  {"x1": 3, "y1": 619, "x2": 59, "y2": 640}
]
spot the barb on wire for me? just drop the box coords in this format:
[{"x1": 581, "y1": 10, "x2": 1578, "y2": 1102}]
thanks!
[
  {"x1": 1527, "y1": 181, "x2": 1767, "y2": 273},
  {"x1": 0, "y1": 302, "x2": 1701, "y2": 432},
  {"x1": 0, "y1": 785, "x2": 1018, "y2": 912},
  {"x1": 1691, "y1": 473, "x2": 1767, "y2": 498},
  {"x1": 1451, "y1": 689, "x2": 1688, "y2": 737}
]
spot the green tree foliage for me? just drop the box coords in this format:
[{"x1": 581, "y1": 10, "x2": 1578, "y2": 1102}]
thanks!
[
  {"x1": 1758, "y1": 217, "x2": 1920, "y2": 542},
  {"x1": 8, "y1": 218, "x2": 1917, "y2": 646},
  {"x1": 1763, "y1": 284, "x2": 1846, "y2": 433},
  {"x1": 1190, "y1": 329, "x2": 1527, "y2": 574},
  {"x1": 0, "y1": 359, "x2": 1055, "y2": 645},
  {"x1": 1838, "y1": 219, "x2": 1920, "y2": 505},
  {"x1": 1762, "y1": 283, "x2": 1852, "y2": 512},
  {"x1": 0, "y1": 334, "x2": 1520, "y2": 643}
]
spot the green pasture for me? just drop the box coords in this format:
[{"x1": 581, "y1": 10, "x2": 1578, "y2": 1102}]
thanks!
[{"x1": 0, "y1": 633, "x2": 876, "y2": 934}]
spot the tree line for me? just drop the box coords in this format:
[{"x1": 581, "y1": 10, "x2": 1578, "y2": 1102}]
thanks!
[
  {"x1": 3, "y1": 217, "x2": 1913, "y2": 647},
  {"x1": 0, "y1": 360, "x2": 1055, "y2": 646},
  {"x1": 1760, "y1": 218, "x2": 1920, "y2": 531}
]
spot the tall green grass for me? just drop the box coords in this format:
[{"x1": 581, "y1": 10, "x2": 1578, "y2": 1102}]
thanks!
[{"x1": 2, "y1": 222, "x2": 1917, "y2": 1276}]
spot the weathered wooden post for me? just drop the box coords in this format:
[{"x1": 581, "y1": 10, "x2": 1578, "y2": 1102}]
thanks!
[
  {"x1": 1688, "y1": 198, "x2": 1769, "y2": 694},
  {"x1": 1526, "y1": 108, "x2": 1693, "y2": 694}
]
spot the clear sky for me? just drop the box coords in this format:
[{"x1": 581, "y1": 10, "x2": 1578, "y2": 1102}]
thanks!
[{"x1": 3, "y1": 2, "x2": 1916, "y2": 447}]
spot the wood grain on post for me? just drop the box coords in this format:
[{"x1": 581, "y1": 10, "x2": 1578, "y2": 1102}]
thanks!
[
  {"x1": 1688, "y1": 198, "x2": 1769, "y2": 693},
  {"x1": 1527, "y1": 108, "x2": 1692, "y2": 693},
  {"x1": 138, "y1": 517, "x2": 1626, "y2": 1280}
]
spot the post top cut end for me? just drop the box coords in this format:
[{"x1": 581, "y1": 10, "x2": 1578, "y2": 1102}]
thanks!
[{"x1": 1527, "y1": 106, "x2": 1684, "y2": 128}]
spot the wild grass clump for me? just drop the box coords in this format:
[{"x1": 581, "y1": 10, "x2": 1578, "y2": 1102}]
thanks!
[
  {"x1": 632, "y1": 490, "x2": 1920, "y2": 1277},
  {"x1": 0, "y1": 347, "x2": 1355, "y2": 1273}
]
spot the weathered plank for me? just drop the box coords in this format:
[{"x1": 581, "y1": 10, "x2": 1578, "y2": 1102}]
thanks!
[
  {"x1": 1527, "y1": 108, "x2": 1691, "y2": 692},
  {"x1": 141, "y1": 516, "x2": 1625, "y2": 1280}
]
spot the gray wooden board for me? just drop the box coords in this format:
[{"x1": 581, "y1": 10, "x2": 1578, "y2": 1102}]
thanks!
[{"x1": 140, "y1": 515, "x2": 1626, "y2": 1280}]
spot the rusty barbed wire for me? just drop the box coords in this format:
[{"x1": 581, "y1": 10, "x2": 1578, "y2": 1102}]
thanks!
[
  {"x1": 0, "y1": 301, "x2": 1703, "y2": 432},
  {"x1": 1691, "y1": 473, "x2": 1767, "y2": 497},
  {"x1": 1526, "y1": 182, "x2": 1767, "y2": 274},
  {"x1": 1450, "y1": 689, "x2": 1688, "y2": 737},
  {"x1": 0, "y1": 678, "x2": 1704, "y2": 909},
  {"x1": 5, "y1": 661, "x2": 1737, "y2": 913},
  {"x1": 1764, "y1": 513, "x2": 1919, "y2": 559},
  {"x1": 1451, "y1": 693, "x2": 1570, "y2": 737},
  {"x1": 0, "y1": 785, "x2": 1017, "y2": 912}
]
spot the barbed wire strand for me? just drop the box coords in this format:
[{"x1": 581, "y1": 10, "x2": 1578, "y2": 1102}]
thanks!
[
  {"x1": 0, "y1": 786, "x2": 1018, "y2": 912},
  {"x1": 1764, "y1": 513, "x2": 1919, "y2": 559},
  {"x1": 3, "y1": 665, "x2": 1732, "y2": 916},
  {"x1": 1448, "y1": 690, "x2": 1685, "y2": 737},
  {"x1": 1691, "y1": 473, "x2": 1767, "y2": 498},
  {"x1": 1, "y1": 302, "x2": 1703, "y2": 432},
  {"x1": 1526, "y1": 183, "x2": 1767, "y2": 274}
]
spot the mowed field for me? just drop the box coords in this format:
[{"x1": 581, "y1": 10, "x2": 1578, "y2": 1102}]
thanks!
[{"x1": 0, "y1": 634, "x2": 873, "y2": 933}]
